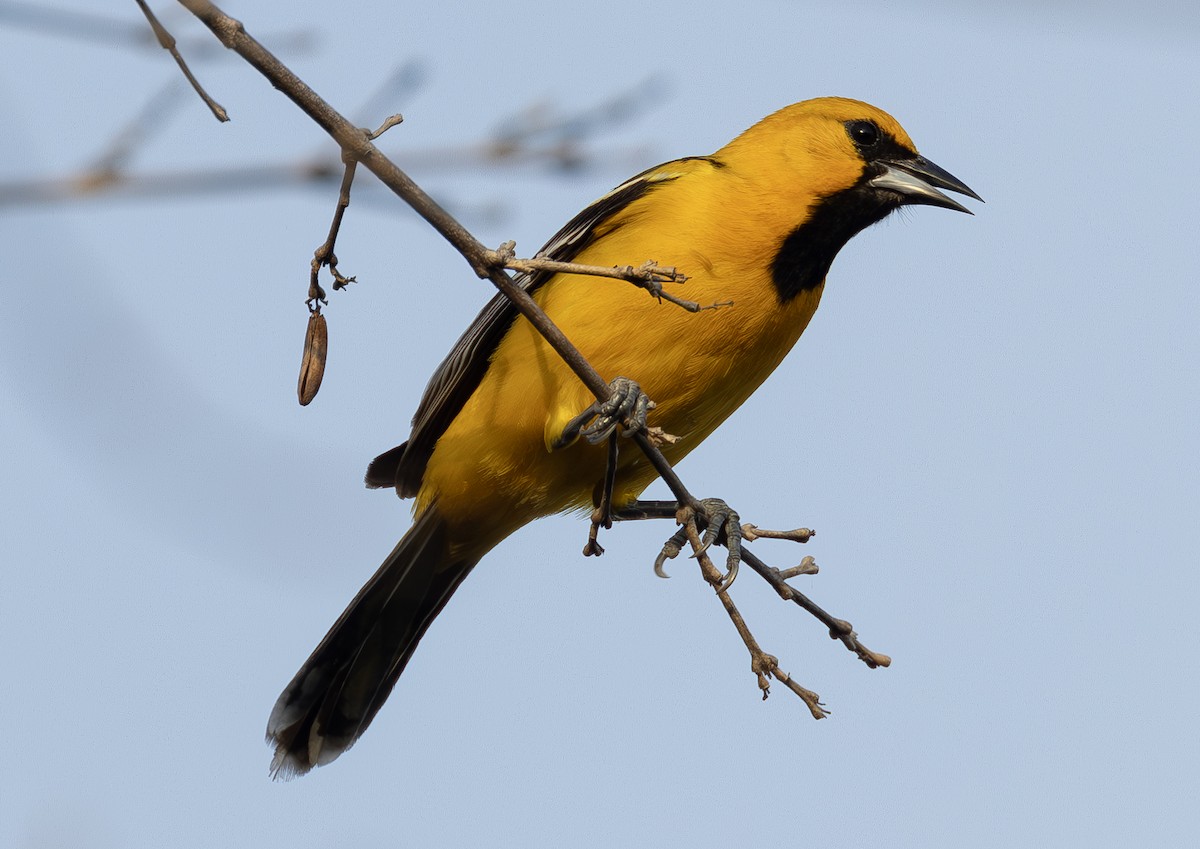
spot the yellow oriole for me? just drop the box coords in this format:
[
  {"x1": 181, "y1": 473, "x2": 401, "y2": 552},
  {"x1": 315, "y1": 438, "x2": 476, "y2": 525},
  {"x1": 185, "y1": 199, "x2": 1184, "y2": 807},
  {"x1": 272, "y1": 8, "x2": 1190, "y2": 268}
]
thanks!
[{"x1": 267, "y1": 96, "x2": 978, "y2": 776}]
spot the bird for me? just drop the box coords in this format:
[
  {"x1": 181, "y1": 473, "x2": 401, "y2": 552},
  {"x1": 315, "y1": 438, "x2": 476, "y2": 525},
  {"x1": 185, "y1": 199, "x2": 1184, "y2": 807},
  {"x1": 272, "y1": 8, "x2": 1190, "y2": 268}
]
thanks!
[{"x1": 266, "y1": 96, "x2": 979, "y2": 777}]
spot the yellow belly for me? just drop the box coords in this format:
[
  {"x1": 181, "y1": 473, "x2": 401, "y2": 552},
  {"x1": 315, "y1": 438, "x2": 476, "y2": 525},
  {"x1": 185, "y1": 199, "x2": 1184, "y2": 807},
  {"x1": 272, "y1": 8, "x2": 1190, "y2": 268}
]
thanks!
[{"x1": 416, "y1": 247, "x2": 824, "y2": 550}]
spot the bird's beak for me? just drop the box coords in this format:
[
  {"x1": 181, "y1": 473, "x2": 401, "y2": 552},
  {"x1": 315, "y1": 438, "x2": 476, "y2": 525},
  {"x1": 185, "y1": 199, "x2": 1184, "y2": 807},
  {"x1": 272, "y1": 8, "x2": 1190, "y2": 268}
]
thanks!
[{"x1": 870, "y1": 155, "x2": 982, "y2": 214}]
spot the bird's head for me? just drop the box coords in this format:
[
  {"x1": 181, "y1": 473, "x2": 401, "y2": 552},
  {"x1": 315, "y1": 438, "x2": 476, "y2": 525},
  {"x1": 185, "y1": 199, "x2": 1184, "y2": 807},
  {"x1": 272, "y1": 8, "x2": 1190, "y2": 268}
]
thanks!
[
  {"x1": 722, "y1": 96, "x2": 980, "y2": 215},
  {"x1": 717, "y1": 97, "x2": 980, "y2": 300}
]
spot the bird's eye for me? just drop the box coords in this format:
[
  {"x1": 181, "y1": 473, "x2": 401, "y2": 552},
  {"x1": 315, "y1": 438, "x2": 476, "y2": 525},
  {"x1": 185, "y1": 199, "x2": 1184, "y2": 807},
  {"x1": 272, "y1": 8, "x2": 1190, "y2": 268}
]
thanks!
[{"x1": 846, "y1": 120, "x2": 880, "y2": 149}]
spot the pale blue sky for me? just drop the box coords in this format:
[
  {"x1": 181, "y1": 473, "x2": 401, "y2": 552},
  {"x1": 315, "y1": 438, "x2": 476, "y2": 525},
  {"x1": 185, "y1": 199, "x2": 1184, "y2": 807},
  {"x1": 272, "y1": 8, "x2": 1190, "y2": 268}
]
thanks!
[{"x1": 2, "y1": 2, "x2": 1197, "y2": 847}]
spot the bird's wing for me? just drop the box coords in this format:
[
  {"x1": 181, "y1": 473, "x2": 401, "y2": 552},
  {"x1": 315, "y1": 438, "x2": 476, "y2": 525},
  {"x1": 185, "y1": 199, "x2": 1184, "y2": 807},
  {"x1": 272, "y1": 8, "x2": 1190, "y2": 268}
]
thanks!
[{"x1": 370, "y1": 157, "x2": 717, "y2": 497}]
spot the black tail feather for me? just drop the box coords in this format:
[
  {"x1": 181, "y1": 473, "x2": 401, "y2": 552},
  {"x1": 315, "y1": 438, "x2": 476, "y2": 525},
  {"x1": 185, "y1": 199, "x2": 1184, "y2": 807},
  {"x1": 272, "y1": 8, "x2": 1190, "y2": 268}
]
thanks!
[
  {"x1": 266, "y1": 507, "x2": 478, "y2": 778},
  {"x1": 364, "y1": 441, "x2": 408, "y2": 490}
]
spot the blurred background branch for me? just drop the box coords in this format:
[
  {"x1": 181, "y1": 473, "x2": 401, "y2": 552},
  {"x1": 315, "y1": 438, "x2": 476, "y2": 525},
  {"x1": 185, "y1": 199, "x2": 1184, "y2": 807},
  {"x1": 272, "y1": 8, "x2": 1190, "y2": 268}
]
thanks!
[{"x1": 0, "y1": 2, "x2": 666, "y2": 210}]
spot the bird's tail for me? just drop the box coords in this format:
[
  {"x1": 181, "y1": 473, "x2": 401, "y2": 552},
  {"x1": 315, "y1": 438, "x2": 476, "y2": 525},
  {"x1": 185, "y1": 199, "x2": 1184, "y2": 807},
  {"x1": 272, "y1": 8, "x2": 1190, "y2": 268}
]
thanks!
[{"x1": 266, "y1": 506, "x2": 479, "y2": 778}]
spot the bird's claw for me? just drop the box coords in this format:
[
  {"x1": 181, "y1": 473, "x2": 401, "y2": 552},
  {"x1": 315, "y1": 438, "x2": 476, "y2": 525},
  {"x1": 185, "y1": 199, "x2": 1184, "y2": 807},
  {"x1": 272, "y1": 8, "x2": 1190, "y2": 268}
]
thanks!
[
  {"x1": 554, "y1": 377, "x2": 654, "y2": 448},
  {"x1": 653, "y1": 526, "x2": 688, "y2": 578},
  {"x1": 694, "y1": 497, "x2": 742, "y2": 592}
]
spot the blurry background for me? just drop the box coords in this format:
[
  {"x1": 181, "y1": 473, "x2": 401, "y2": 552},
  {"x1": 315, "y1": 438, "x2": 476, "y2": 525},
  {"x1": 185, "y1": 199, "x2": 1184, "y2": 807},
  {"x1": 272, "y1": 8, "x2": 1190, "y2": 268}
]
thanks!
[{"x1": 2, "y1": 1, "x2": 1196, "y2": 847}]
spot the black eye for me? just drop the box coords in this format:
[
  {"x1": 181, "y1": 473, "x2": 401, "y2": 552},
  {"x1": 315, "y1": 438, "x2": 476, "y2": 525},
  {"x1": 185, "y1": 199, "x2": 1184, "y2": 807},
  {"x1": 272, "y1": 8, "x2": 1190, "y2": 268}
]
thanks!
[{"x1": 846, "y1": 120, "x2": 880, "y2": 149}]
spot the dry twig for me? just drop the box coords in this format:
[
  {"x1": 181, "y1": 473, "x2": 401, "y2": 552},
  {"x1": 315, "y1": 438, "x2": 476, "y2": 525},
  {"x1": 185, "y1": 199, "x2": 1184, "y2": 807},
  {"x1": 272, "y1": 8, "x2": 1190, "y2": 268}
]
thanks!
[
  {"x1": 678, "y1": 506, "x2": 829, "y2": 719},
  {"x1": 136, "y1": 0, "x2": 227, "y2": 121},
  {"x1": 483, "y1": 240, "x2": 732, "y2": 313}
]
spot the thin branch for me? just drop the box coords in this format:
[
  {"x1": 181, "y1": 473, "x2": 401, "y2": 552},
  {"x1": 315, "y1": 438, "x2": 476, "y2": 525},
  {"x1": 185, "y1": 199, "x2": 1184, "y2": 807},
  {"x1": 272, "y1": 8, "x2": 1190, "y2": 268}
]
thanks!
[
  {"x1": 680, "y1": 508, "x2": 829, "y2": 719},
  {"x1": 367, "y1": 114, "x2": 405, "y2": 140},
  {"x1": 483, "y1": 241, "x2": 730, "y2": 313},
  {"x1": 308, "y1": 112, "x2": 404, "y2": 295},
  {"x1": 488, "y1": 241, "x2": 687, "y2": 286},
  {"x1": 775, "y1": 556, "x2": 819, "y2": 579},
  {"x1": 301, "y1": 112, "x2": 403, "y2": 406},
  {"x1": 626, "y1": 503, "x2": 884, "y2": 671},
  {"x1": 308, "y1": 156, "x2": 360, "y2": 307},
  {"x1": 137, "y1": 0, "x2": 228, "y2": 122},
  {"x1": 741, "y1": 547, "x2": 892, "y2": 669},
  {"x1": 741, "y1": 524, "x2": 815, "y2": 544}
]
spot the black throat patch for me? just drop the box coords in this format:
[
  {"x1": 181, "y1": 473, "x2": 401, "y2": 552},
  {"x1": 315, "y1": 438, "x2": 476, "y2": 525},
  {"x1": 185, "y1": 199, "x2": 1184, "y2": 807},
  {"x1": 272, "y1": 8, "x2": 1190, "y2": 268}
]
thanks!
[
  {"x1": 770, "y1": 123, "x2": 918, "y2": 303},
  {"x1": 769, "y1": 185, "x2": 898, "y2": 302}
]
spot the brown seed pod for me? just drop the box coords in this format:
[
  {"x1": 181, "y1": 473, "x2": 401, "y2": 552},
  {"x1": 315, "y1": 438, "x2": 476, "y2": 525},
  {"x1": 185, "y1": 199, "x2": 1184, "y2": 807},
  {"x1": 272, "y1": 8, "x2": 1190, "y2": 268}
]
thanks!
[{"x1": 297, "y1": 311, "x2": 328, "y2": 406}]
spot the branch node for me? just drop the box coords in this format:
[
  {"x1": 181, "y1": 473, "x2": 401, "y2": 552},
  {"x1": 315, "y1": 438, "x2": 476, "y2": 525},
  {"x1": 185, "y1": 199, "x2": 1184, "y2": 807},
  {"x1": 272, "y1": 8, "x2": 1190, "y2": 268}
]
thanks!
[
  {"x1": 827, "y1": 618, "x2": 854, "y2": 639},
  {"x1": 864, "y1": 649, "x2": 893, "y2": 669},
  {"x1": 474, "y1": 240, "x2": 517, "y2": 278},
  {"x1": 644, "y1": 426, "x2": 680, "y2": 447}
]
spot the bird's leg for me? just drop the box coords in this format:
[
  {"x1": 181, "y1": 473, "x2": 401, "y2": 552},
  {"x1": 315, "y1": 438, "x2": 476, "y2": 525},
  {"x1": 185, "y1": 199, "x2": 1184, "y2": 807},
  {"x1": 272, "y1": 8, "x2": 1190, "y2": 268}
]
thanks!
[
  {"x1": 552, "y1": 376, "x2": 653, "y2": 448},
  {"x1": 609, "y1": 500, "x2": 679, "y2": 520},
  {"x1": 562, "y1": 377, "x2": 653, "y2": 556},
  {"x1": 582, "y1": 433, "x2": 620, "y2": 557}
]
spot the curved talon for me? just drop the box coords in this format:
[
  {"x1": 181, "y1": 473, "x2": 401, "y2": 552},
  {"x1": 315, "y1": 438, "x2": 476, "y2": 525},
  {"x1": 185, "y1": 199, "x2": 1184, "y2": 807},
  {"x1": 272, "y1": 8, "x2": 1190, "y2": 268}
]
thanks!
[
  {"x1": 555, "y1": 377, "x2": 654, "y2": 449},
  {"x1": 717, "y1": 555, "x2": 740, "y2": 593},
  {"x1": 654, "y1": 527, "x2": 688, "y2": 578},
  {"x1": 553, "y1": 406, "x2": 599, "y2": 449},
  {"x1": 696, "y1": 497, "x2": 742, "y2": 592}
]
